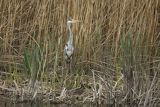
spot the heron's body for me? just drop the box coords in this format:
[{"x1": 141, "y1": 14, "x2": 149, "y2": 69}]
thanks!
[
  {"x1": 64, "y1": 18, "x2": 79, "y2": 63},
  {"x1": 64, "y1": 43, "x2": 74, "y2": 63}
]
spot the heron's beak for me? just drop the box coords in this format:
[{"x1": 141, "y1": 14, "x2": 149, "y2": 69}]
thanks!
[{"x1": 71, "y1": 19, "x2": 81, "y2": 23}]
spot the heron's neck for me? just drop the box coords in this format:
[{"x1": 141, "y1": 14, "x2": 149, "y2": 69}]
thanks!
[{"x1": 67, "y1": 24, "x2": 73, "y2": 44}]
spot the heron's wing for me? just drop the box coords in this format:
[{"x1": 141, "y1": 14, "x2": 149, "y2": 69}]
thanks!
[{"x1": 64, "y1": 44, "x2": 74, "y2": 60}]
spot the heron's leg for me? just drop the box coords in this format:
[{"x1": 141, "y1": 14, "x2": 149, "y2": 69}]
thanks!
[
  {"x1": 70, "y1": 59, "x2": 73, "y2": 73},
  {"x1": 63, "y1": 61, "x2": 69, "y2": 87},
  {"x1": 68, "y1": 56, "x2": 73, "y2": 74}
]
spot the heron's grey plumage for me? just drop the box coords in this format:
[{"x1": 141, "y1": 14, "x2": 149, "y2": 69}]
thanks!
[
  {"x1": 64, "y1": 43, "x2": 74, "y2": 63},
  {"x1": 64, "y1": 18, "x2": 75, "y2": 63}
]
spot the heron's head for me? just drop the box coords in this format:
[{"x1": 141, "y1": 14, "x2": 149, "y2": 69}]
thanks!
[{"x1": 67, "y1": 17, "x2": 80, "y2": 28}]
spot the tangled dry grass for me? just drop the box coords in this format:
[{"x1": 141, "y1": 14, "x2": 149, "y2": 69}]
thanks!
[{"x1": 0, "y1": 0, "x2": 160, "y2": 106}]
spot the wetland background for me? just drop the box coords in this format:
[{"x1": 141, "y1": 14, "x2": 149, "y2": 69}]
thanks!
[{"x1": 0, "y1": 0, "x2": 160, "y2": 107}]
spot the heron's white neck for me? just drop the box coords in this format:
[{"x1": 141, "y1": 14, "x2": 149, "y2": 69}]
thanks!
[{"x1": 67, "y1": 23, "x2": 73, "y2": 44}]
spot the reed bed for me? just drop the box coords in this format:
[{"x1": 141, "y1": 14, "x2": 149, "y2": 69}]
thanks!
[{"x1": 0, "y1": 0, "x2": 160, "y2": 106}]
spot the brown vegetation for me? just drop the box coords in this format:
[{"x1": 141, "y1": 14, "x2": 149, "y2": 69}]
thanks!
[{"x1": 0, "y1": 0, "x2": 160, "y2": 106}]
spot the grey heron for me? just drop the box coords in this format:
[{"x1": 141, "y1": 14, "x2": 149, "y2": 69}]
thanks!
[{"x1": 64, "y1": 17, "x2": 79, "y2": 64}]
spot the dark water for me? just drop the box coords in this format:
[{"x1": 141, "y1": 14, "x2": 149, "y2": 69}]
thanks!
[
  {"x1": 0, "y1": 97, "x2": 159, "y2": 107},
  {"x1": 0, "y1": 101, "x2": 111, "y2": 107},
  {"x1": 0, "y1": 101, "x2": 134, "y2": 107}
]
